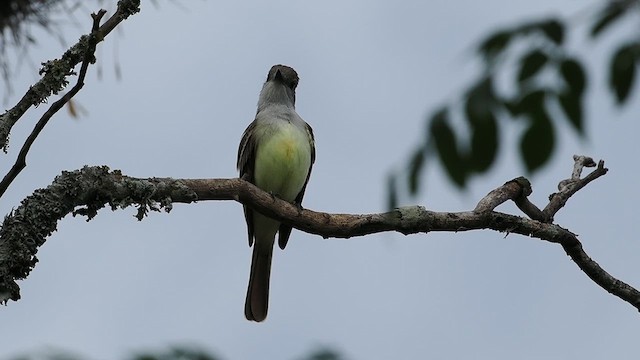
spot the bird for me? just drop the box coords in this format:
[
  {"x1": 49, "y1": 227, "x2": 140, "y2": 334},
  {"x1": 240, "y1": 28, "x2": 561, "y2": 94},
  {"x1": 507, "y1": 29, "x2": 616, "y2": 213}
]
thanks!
[{"x1": 237, "y1": 65, "x2": 315, "y2": 322}]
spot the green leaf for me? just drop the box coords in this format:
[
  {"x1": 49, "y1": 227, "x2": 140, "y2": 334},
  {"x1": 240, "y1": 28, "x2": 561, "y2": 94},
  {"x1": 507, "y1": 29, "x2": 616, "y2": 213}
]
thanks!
[
  {"x1": 539, "y1": 19, "x2": 564, "y2": 45},
  {"x1": 557, "y1": 90, "x2": 584, "y2": 135},
  {"x1": 610, "y1": 43, "x2": 638, "y2": 104},
  {"x1": 515, "y1": 18, "x2": 563, "y2": 44},
  {"x1": 464, "y1": 77, "x2": 496, "y2": 120},
  {"x1": 559, "y1": 58, "x2": 586, "y2": 95},
  {"x1": 519, "y1": 108, "x2": 555, "y2": 173},
  {"x1": 518, "y1": 50, "x2": 549, "y2": 83},
  {"x1": 469, "y1": 111, "x2": 499, "y2": 173},
  {"x1": 407, "y1": 148, "x2": 425, "y2": 195},
  {"x1": 464, "y1": 77, "x2": 499, "y2": 172},
  {"x1": 591, "y1": 2, "x2": 628, "y2": 37},
  {"x1": 478, "y1": 30, "x2": 511, "y2": 62},
  {"x1": 465, "y1": 76, "x2": 496, "y2": 105},
  {"x1": 430, "y1": 109, "x2": 466, "y2": 187},
  {"x1": 505, "y1": 89, "x2": 546, "y2": 117}
]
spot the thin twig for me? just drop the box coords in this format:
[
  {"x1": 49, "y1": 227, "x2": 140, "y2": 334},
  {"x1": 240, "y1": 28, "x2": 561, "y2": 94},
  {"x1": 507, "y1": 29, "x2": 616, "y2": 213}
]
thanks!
[
  {"x1": 0, "y1": 11, "x2": 106, "y2": 198},
  {"x1": 0, "y1": 0, "x2": 141, "y2": 151},
  {"x1": 544, "y1": 157, "x2": 608, "y2": 221},
  {"x1": 562, "y1": 241, "x2": 640, "y2": 311}
]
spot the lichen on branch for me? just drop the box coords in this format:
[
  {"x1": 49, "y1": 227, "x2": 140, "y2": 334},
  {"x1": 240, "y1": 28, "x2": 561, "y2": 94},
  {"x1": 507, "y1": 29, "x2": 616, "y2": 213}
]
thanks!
[
  {"x1": 1, "y1": 157, "x2": 638, "y2": 315},
  {"x1": 0, "y1": 165, "x2": 196, "y2": 302},
  {"x1": 0, "y1": 0, "x2": 141, "y2": 152}
]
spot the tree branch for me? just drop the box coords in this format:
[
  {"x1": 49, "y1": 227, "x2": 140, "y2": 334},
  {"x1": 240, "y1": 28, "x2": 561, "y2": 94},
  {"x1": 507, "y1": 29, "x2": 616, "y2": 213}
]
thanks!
[
  {"x1": 0, "y1": 10, "x2": 106, "y2": 198},
  {"x1": 1, "y1": 159, "x2": 637, "y2": 314},
  {"x1": 0, "y1": 0, "x2": 141, "y2": 152},
  {"x1": 544, "y1": 155, "x2": 607, "y2": 221}
]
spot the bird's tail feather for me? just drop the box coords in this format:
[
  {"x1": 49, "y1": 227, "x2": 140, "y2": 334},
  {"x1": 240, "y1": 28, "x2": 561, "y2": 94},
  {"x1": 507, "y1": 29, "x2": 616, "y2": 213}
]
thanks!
[{"x1": 244, "y1": 244, "x2": 272, "y2": 322}]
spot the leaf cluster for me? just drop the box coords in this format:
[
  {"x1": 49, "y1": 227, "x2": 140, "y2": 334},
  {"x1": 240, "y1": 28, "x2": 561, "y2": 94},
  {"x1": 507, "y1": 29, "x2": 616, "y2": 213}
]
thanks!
[{"x1": 389, "y1": 1, "x2": 640, "y2": 208}]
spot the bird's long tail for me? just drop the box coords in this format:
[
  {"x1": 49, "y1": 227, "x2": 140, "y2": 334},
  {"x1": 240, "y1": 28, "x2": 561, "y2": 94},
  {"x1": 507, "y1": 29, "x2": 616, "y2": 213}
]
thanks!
[{"x1": 245, "y1": 243, "x2": 273, "y2": 322}]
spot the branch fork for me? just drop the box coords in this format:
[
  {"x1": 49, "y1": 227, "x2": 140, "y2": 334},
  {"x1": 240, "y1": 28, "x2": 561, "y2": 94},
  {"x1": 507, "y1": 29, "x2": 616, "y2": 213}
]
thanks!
[{"x1": 1, "y1": 155, "x2": 638, "y2": 313}]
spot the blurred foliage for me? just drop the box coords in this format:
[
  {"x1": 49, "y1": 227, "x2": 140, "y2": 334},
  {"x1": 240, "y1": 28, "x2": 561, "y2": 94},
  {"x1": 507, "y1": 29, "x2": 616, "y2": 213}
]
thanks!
[
  {"x1": 298, "y1": 348, "x2": 345, "y2": 360},
  {"x1": 130, "y1": 346, "x2": 220, "y2": 360},
  {"x1": 0, "y1": 0, "x2": 160, "y2": 99},
  {"x1": 0, "y1": 0, "x2": 75, "y2": 95},
  {"x1": 6, "y1": 345, "x2": 346, "y2": 360},
  {"x1": 0, "y1": 0, "x2": 64, "y2": 40},
  {"x1": 389, "y1": 0, "x2": 640, "y2": 208}
]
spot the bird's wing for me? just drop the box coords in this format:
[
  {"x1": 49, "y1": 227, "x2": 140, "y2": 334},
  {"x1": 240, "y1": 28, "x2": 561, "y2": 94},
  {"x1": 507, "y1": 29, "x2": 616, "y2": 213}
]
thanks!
[
  {"x1": 278, "y1": 122, "x2": 316, "y2": 250},
  {"x1": 238, "y1": 119, "x2": 259, "y2": 246}
]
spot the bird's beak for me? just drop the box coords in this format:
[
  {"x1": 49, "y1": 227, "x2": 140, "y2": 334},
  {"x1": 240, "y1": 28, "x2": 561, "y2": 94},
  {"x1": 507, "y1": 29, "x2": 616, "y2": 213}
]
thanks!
[{"x1": 273, "y1": 69, "x2": 284, "y2": 82}]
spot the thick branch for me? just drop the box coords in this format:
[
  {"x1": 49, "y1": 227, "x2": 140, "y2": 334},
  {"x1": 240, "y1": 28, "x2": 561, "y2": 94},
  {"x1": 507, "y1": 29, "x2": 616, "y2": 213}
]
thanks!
[
  {"x1": 0, "y1": 164, "x2": 638, "y2": 313},
  {"x1": 0, "y1": 0, "x2": 141, "y2": 151}
]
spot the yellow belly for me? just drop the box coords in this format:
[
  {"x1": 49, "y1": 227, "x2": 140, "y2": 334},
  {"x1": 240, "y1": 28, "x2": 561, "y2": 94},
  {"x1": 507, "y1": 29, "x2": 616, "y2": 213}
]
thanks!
[{"x1": 253, "y1": 123, "x2": 312, "y2": 202}]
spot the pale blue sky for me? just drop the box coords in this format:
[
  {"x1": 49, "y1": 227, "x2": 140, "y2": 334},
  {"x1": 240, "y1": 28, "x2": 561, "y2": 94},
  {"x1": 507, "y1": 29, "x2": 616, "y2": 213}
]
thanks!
[{"x1": 2, "y1": 1, "x2": 640, "y2": 359}]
